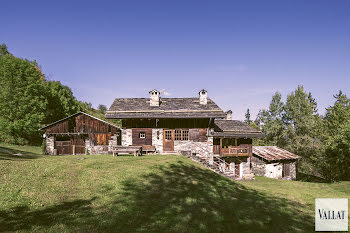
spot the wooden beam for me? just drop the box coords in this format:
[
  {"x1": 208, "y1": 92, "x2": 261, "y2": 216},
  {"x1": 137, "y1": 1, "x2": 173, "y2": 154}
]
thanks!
[{"x1": 219, "y1": 138, "x2": 222, "y2": 156}]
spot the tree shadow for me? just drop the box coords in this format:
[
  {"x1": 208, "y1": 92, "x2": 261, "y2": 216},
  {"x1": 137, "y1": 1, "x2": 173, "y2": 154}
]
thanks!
[
  {"x1": 297, "y1": 172, "x2": 330, "y2": 183},
  {"x1": 0, "y1": 146, "x2": 42, "y2": 160},
  {"x1": 0, "y1": 161, "x2": 314, "y2": 233},
  {"x1": 0, "y1": 198, "x2": 97, "y2": 232}
]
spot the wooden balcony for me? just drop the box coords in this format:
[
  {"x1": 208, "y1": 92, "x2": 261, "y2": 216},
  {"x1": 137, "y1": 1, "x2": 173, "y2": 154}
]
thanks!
[{"x1": 214, "y1": 144, "x2": 252, "y2": 157}]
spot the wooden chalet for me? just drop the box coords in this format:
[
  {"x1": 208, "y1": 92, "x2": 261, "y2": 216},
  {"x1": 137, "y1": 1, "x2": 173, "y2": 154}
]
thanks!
[
  {"x1": 40, "y1": 112, "x2": 121, "y2": 155},
  {"x1": 105, "y1": 89, "x2": 264, "y2": 179}
]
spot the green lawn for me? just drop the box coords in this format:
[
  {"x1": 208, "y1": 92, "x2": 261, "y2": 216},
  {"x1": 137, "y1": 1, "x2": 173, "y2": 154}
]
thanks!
[{"x1": 0, "y1": 144, "x2": 349, "y2": 233}]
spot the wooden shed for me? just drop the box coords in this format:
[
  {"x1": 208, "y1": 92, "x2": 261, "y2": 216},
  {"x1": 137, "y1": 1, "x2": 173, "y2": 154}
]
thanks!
[{"x1": 40, "y1": 112, "x2": 121, "y2": 155}]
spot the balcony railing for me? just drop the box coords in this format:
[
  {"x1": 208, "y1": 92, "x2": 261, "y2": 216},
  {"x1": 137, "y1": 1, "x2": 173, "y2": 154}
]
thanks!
[{"x1": 215, "y1": 144, "x2": 252, "y2": 157}]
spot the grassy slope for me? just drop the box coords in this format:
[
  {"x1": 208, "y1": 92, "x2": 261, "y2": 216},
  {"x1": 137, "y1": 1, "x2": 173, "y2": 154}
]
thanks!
[{"x1": 0, "y1": 144, "x2": 349, "y2": 233}]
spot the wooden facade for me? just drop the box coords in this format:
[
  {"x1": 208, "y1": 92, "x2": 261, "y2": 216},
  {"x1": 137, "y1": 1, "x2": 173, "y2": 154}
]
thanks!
[
  {"x1": 132, "y1": 128, "x2": 152, "y2": 146},
  {"x1": 122, "y1": 118, "x2": 213, "y2": 129},
  {"x1": 41, "y1": 112, "x2": 121, "y2": 155}
]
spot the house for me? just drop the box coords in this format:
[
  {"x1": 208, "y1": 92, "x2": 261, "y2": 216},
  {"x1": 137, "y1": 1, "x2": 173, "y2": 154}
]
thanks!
[
  {"x1": 105, "y1": 89, "x2": 264, "y2": 179},
  {"x1": 40, "y1": 112, "x2": 121, "y2": 155},
  {"x1": 251, "y1": 146, "x2": 301, "y2": 180}
]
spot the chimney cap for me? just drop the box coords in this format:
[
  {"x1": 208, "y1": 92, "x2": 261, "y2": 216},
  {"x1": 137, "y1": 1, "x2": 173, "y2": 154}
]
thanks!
[
  {"x1": 199, "y1": 89, "x2": 207, "y2": 95},
  {"x1": 226, "y1": 110, "x2": 232, "y2": 114},
  {"x1": 149, "y1": 89, "x2": 160, "y2": 94}
]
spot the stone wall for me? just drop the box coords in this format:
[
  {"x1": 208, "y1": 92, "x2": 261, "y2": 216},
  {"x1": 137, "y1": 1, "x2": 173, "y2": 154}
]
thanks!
[
  {"x1": 282, "y1": 161, "x2": 297, "y2": 180},
  {"x1": 290, "y1": 162, "x2": 297, "y2": 180},
  {"x1": 251, "y1": 159, "x2": 297, "y2": 180},
  {"x1": 174, "y1": 136, "x2": 213, "y2": 158},
  {"x1": 264, "y1": 163, "x2": 283, "y2": 179},
  {"x1": 152, "y1": 129, "x2": 163, "y2": 153},
  {"x1": 225, "y1": 157, "x2": 251, "y2": 179},
  {"x1": 251, "y1": 163, "x2": 266, "y2": 176},
  {"x1": 46, "y1": 136, "x2": 55, "y2": 155},
  {"x1": 241, "y1": 157, "x2": 251, "y2": 176},
  {"x1": 121, "y1": 129, "x2": 132, "y2": 146},
  {"x1": 85, "y1": 139, "x2": 109, "y2": 155}
]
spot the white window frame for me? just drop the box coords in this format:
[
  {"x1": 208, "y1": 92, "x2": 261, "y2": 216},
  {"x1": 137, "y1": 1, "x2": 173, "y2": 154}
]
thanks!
[{"x1": 139, "y1": 132, "x2": 146, "y2": 139}]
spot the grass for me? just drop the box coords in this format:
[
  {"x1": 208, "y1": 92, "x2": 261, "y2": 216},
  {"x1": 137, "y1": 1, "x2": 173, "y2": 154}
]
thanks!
[{"x1": 0, "y1": 144, "x2": 349, "y2": 233}]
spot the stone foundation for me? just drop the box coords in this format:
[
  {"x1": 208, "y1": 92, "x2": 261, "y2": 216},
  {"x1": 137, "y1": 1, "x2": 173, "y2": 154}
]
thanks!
[
  {"x1": 46, "y1": 136, "x2": 55, "y2": 155},
  {"x1": 174, "y1": 136, "x2": 213, "y2": 158},
  {"x1": 223, "y1": 156, "x2": 252, "y2": 178}
]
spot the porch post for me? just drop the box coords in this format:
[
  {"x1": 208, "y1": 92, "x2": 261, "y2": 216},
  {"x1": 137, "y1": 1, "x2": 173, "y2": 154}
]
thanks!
[{"x1": 219, "y1": 138, "x2": 222, "y2": 156}]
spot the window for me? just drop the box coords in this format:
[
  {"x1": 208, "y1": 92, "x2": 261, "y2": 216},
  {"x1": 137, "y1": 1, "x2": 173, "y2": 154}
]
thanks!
[
  {"x1": 139, "y1": 132, "x2": 146, "y2": 138},
  {"x1": 182, "y1": 129, "x2": 189, "y2": 140},
  {"x1": 175, "y1": 129, "x2": 181, "y2": 140},
  {"x1": 165, "y1": 130, "x2": 172, "y2": 140},
  {"x1": 174, "y1": 129, "x2": 189, "y2": 141}
]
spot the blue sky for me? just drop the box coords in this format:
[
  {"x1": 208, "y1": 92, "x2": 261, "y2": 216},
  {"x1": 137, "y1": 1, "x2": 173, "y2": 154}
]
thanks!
[{"x1": 1, "y1": 0, "x2": 349, "y2": 120}]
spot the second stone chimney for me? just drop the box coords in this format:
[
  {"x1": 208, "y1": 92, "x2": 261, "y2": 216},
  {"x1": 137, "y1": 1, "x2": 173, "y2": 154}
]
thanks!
[
  {"x1": 199, "y1": 89, "x2": 208, "y2": 105},
  {"x1": 225, "y1": 110, "x2": 232, "y2": 120},
  {"x1": 149, "y1": 89, "x2": 160, "y2": 106}
]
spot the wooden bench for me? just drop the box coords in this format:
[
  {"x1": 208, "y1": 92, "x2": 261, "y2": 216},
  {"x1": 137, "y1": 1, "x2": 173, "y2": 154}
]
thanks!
[
  {"x1": 110, "y1": 146, "x2": 142, "y2": 157},
  {"x1": 141, "y1": 145, "x2": 156, "y2": 154}
]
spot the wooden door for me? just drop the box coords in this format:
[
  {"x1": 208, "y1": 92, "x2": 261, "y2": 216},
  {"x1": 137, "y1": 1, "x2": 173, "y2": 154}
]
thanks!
[
  {"x1": 283, "y1": 163, "x2": 290, "y2": 177},
  {"x1": 73, "y1": 138, "x2": 85, "y2": 154},
  {"x1": 163, "y1": 129, "x2": 174, "y2": 152},
  {"x1": 56, "y1": 141, "x2": 72, "y2": 155}
]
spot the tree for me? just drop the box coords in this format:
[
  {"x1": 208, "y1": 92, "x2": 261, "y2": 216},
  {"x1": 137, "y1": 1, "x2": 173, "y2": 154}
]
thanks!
[
  {"x1": 244, "y1": 109, "x2": 251, "y2": 125},
  {"x1": 0, "y1": 52, "x2": 47, "y2": 144},
  {"x1": 0, "y1": 44, "x2": 10, "y2": 56},
  {"x1": 45, "y1": 81, "x2": 80, "y2": 124},
  {"x1": 323, "y1": 90, "x2": 350, "y2": 139},
  {"x1": 320, "y1": 123, "x2": 350, "y2": 181},
  {"x1": 283, "y1": 86, "x2": 321, "y2": 165},
  {"x1": 98, "y1": 104, "x2": 107, "y2": 114},
  {"x1": 256, "y1": 92, "x2": 286, "y2": 147},
  {"x1": 284, "y1": 86, "x2": 319, "y2": 137}
]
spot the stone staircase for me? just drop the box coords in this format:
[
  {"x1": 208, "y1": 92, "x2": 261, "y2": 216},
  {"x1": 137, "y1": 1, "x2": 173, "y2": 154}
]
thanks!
[{"x1": 184, "y1": 153, "x2": 237, "y2": 180}]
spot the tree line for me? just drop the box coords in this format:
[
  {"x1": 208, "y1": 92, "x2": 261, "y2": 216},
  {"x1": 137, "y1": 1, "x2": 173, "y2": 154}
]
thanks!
[
  {"x1": 0, "y1": 44, "x2": 109, "y2": 145},
  {"x1": 245, "y1": 86, "x2": 350, "y2": 181}
]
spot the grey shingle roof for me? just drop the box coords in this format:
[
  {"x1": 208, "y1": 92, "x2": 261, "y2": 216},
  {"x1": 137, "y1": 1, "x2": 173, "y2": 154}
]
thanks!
[
  {"x1": 253, "y1": 146, "x2": 301, "y2": 161},
  {"x1": 213, "y1": 119, "x2": 264, "y2": 138},
  {"x1": 106, "y1": 98, "x2": 225, "y2": 119}
]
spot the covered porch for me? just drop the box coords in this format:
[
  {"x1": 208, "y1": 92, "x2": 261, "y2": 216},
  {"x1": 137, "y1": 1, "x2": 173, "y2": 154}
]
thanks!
[{"x1": 213, "y1": 137, "x2": 252, "y2": 157}]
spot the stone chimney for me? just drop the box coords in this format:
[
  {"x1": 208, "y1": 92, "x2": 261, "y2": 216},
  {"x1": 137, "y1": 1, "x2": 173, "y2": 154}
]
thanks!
[
  {"x1": 199, "y1": 89, "x2": 208, "y2": 105},
  {"x1": 149, "y1": 89, "x2": 160, "y2": 106},
  {"x1": 225, "y1": 110, "x2": 232, "y2": 120}
]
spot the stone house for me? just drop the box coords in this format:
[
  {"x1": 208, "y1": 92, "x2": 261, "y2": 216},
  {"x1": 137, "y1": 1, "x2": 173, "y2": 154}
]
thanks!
[
  {"x1": 105, "y1": 89, "x2": 264, "y2": 179},
  {"x1": 251, "y1": 146, "x2": 300, "y2": 180}
]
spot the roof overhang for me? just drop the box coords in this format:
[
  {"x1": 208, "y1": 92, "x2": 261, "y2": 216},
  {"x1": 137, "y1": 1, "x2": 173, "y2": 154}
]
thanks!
[
  {"x1": 39, "y1": 112, "x2": 121, "y2": 130},
  {"x1": 105, "y1": 111, "x2": 226, "y2": 119},
  {"x1": 213, "y1": 132, "x2": 265, "y2": 138}
]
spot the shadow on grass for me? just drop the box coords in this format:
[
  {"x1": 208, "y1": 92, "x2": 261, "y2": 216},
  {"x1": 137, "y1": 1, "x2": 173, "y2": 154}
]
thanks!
[
  {"x1": 0, "y1": 146, "x2": 42, "y2": 160},
  {"x1": 297, "y1": 172, "x2": 330, "y2": 183},
  {"x1": 0, "y1": 161, "x2": 314, "y2": 233}
]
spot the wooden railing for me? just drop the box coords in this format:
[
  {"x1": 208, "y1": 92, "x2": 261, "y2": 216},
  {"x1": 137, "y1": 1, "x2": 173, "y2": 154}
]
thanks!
[{"x1": 219, "y1": 144, "x2": 252, "y2": 157}]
